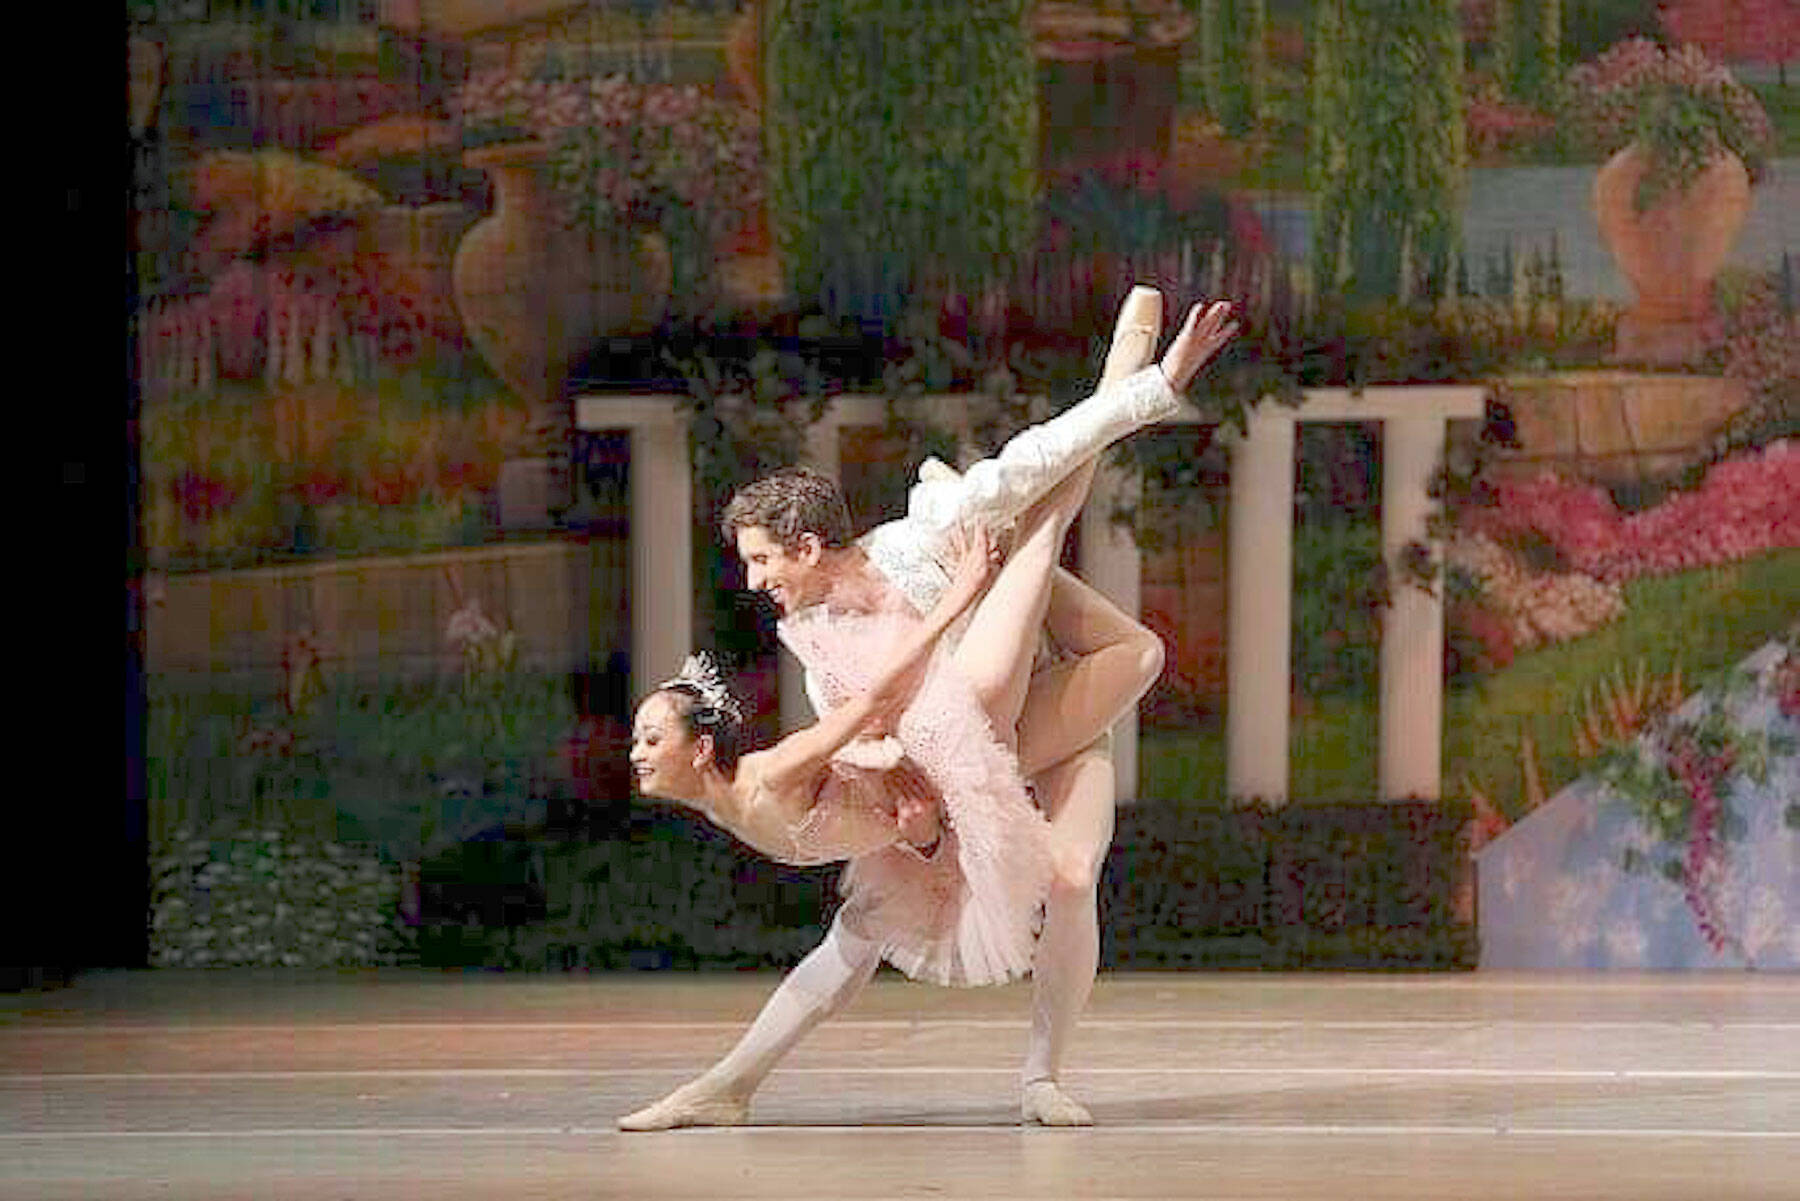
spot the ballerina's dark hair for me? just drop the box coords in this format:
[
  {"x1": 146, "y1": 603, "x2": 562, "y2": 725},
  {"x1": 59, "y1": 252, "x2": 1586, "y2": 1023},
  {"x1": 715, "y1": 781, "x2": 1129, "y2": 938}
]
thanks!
[{"x1": 654, "y1": 652, "x2": 745, "y2": 773}]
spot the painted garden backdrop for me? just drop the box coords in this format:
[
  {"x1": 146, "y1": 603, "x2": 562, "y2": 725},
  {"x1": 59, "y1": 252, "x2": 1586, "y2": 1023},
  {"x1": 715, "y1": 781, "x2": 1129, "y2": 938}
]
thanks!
[{"x1": 126, "y1": 0, "x2": 1797, "y2": 972}]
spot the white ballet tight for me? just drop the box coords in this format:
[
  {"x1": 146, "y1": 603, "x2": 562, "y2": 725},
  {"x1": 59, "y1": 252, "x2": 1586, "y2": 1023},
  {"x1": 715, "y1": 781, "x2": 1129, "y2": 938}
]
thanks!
[
  {"x1": 688, "y1": 916, "x2": 884, "y2": 1104},
  {"x1": 675, "y1": 883, "x2": 1102, "y2": 1113},
  {"x1": 1020, "y1": 748, "x2": 1113, "y2": 1092}
]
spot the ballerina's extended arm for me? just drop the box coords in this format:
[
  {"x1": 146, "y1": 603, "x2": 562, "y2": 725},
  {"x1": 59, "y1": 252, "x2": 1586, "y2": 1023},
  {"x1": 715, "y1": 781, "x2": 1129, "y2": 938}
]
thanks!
[{"x1": 752, "y1": 526, "x2": 997, "y2": 806}]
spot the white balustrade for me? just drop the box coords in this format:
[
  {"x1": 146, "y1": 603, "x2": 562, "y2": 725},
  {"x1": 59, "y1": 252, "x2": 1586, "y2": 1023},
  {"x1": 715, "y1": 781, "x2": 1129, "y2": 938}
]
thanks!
[{"x1": 577, "y1": 383, "x2": 1485, "y2": 802}]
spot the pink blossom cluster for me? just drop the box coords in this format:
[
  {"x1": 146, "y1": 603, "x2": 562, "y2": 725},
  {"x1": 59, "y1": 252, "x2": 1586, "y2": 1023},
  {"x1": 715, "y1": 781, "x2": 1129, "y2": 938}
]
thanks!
[
  {"x1": 1562, "y1": 38, "x2": 1774, "y2": 179},
  {"x1": 172, "y1": 469, "x2": 240, "y2": 523},
  {"x1": 445, "y1": 602, "x2": 501, "y2": 651},
  {"x1": 457, "y1": 70, "x2": 762, "y2": 240},
  {"x1": 1666, "y1": 734, "x2": 1739, "y2": 955},
  {"x1": 198, "y1": 258, "x2": 442, "y2": 377},
  {"x1": 1448, "y1": 531, "x2": 1625, "y2": 648},
  {"x1": 1467, "y1": 446, "x2": 1800, "y2": 583},
  {"x1": 1777, "y1": 658, "x2": 1800, "y2": 719}
]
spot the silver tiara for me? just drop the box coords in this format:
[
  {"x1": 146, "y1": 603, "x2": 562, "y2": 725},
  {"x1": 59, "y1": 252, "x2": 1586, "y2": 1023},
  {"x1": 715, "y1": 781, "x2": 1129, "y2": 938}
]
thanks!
[{"x1": 659, "y1": 652, "x2": 744, "y2": 724}]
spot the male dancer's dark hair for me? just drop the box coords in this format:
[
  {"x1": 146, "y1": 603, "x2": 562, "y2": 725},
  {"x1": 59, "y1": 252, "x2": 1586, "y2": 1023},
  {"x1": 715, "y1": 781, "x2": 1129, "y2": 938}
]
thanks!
[{"x1": 720, "y1": 466, "x2": 854, "y2": 550}]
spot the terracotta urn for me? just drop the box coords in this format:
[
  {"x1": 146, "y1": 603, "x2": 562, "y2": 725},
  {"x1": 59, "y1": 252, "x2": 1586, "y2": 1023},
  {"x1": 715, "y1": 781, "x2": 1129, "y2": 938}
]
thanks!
[
  {"x1": 1592, "y1": 143, "x2": 1752, "y2": 365},
  {"x1": 452, "y1": 141, "x2": 670, "y2": 425}
]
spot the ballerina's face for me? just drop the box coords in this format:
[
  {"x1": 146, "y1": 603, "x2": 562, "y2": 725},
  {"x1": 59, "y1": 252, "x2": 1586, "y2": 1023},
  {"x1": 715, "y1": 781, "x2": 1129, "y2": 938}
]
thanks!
[
  {"x1": 629, "y1": 692, "x2": 704, "y2": 800},
  {"x1": 734, "y1": 525, "x2": 827, "y2": 616}
]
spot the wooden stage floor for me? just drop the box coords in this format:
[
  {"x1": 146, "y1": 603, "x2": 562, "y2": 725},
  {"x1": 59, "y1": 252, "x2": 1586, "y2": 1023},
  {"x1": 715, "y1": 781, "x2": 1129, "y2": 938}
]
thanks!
[{"x1": 3, "y1": 970, "x2": 1796, "y2": 1199}]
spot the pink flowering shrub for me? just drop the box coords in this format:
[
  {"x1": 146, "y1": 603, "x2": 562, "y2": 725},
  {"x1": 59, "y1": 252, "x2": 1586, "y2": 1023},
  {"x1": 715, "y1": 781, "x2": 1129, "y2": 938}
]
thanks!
[
  {"x1": 193, "y1": 257, "x2": 442, "y2": 379},
  {"x1": 1718, "y1": 269, "x2": 1800, "y2": 449},
  {"x1": 1468, "y1": 446, "x2": 1800, "y2": 582},
  {"x1": 1562, "y1": 39, "x2": 1774, "y2": 209},
  {"x1": 1448, "y1": 531, "x2": 1626, "y2": 649}
]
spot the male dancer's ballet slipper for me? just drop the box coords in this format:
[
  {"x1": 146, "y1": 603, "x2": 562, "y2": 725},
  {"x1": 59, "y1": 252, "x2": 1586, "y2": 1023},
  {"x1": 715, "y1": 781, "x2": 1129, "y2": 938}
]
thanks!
[
  {"x1": 1021, "y1": 1079, "x2": 1093, "y2": 1127},
  {"x1": 617, "y1": 1083, "x2": 750, "y2": 1131}
]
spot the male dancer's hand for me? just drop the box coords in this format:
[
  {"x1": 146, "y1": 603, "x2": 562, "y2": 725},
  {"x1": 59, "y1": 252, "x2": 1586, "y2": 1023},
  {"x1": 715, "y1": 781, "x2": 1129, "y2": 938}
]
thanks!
[
  {"x1": 1159, "y1": 300, "x2": 1239, "y2": 393},
  {"x1": 941, "y1": 523, "x2": 1001, "y2": 615},
  {"x1": 890, "y1": 761, "x2": 943, "y2": 851}
]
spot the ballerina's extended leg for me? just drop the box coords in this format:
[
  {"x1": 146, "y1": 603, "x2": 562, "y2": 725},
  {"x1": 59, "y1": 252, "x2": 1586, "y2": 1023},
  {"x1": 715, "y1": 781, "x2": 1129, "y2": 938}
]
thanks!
[{"x1": 617, "y1": 916, "x2": 884, "y2": 1131}]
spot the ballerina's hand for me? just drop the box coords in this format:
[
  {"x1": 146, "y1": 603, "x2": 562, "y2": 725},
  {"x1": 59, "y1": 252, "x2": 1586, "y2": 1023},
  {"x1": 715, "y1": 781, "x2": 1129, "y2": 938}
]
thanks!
[{"x1": 1159, "y1": 299, "x2": 1240, "y2": 393}]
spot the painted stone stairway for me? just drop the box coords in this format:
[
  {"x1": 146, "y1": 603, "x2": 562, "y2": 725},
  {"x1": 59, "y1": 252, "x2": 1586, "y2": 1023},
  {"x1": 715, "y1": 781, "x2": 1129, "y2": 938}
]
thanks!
[{"x1": 1478, "y1": 640, "x2": 1799, "y2": 971}]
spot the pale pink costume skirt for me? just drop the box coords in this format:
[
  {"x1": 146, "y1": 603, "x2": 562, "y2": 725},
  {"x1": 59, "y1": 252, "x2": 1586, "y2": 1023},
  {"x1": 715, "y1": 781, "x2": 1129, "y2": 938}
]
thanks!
[{"x1": 778, "y1": 607, "x2": 1054, "y2": 988}]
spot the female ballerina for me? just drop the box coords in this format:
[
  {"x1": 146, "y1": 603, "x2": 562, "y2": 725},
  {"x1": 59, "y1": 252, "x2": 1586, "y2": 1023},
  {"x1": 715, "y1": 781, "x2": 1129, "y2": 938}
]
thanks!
[{"x1": 621, "y1": 300, "x2": 1232, "y2": 1129}]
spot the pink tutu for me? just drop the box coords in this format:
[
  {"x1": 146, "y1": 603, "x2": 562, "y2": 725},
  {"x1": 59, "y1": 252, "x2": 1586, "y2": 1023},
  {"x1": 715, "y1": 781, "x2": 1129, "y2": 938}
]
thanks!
[{"x1": 779, "y1": 606, "x2": 1054, "y2": 987}]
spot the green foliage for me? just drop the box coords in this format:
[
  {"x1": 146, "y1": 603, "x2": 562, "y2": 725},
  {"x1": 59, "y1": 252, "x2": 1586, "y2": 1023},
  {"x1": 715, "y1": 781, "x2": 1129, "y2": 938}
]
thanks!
[
  {"x1": 1309, "y1": 0, "x2": 1466, "y2": 303},
  {"x1": 1750, "y1": 82, "x2": 1800, "y2": 157},
  {"x1": 398, "y1": 800, "x2": 1476, "y2": 972},
  {"x1": 1101, "y1": 799, "x2": 1476, "y2": 969},
  {"x1": 148, "y1": 669, "x2": 579, "y2": 864},
  {"x1": 1198, "y1": 0, "x2": 1268, "y2": 136},
  {"x1": 1561, "y1": 0, "x2": 1662, "y2": 63},
  {"x1": 1596, "y1": 663, "x2": 1790, "y2": 851},
  {"x1": 1292, "y1": 519, "x2": 1387, "y2": 700},
  {"x1": 150, "y1": 825, "x2": 413, "y2": 969},
  {"x1": 667, "y1": 335, "x2": 841, "y2": 509},
  {"x1": 1487, "y1": 0, "x2": 1563, "y2": 103},
  {"x1": 763, "y1": 0, "x2": 1038, "y2": 324},
  {"x1": 1489, "y1": 0, "x2": 1514, "y2": 85},
  {"x1": 1512, "y1": 0, "x2": 1562, "y2": 105},
  {"x1": 1042, "y1": 168, "x2": 1231, "y2": 259},
  {"x1": 507, "y1": 819, "x2": 836, "y2": 971}
]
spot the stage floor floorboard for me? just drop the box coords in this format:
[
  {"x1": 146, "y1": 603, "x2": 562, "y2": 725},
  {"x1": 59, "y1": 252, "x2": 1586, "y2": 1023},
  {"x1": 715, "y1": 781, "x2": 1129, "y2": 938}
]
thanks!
[{"x1": 4, "y1": 971, "x2": 1796, "y2": 1199}]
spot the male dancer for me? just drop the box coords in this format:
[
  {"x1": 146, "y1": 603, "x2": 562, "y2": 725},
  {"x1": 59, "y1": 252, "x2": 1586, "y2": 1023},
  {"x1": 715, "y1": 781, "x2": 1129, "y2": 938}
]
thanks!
[{"x1": 619, "y1": 290, "x2": 1237, "y2": 1129}]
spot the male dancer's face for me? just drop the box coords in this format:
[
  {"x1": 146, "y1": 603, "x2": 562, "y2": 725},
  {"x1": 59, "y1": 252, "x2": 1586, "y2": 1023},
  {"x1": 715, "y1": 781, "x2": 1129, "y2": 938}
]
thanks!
[{"x1": 735, "y1": 525, "x2": 828, "y2": 616}]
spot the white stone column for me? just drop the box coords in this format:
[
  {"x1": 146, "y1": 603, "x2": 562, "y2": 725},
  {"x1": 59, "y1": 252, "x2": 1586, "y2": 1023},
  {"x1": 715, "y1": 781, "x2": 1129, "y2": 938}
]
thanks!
[
  {"x1": 1379, "y1": 415, "x2": 1447, "y2": 801},
  {"x1": 627, "y1": 405, "x2": 692, "y2": 706},
  {"x1": 1226, "y1": 405, "x2": 1296, "y2": 803},
  {"x1": 1079, "y1": 456, "x2": 1144, "y2": 799}
]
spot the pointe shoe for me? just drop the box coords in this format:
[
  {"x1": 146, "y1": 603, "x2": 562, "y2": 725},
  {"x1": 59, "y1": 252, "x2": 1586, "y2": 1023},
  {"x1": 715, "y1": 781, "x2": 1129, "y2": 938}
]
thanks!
[
  {"x1": 1022, "y1": 1079, "x2": 1093, "y2": 1127},
  {"x1": 617, "y1": 1083, "x2": 750, "y2": 1132},
  {"x1": 1101, "y1": 285, "x2": 1163, "y2": 385}
]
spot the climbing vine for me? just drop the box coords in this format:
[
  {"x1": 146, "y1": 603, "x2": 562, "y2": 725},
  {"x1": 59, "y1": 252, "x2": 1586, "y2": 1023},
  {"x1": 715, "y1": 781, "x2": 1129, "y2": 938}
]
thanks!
[
  {"x1": 1598, "y1": 640, "x2": 1797, "y2": 956},
  {"x1": 763, "y1": 0, "x2": 1038, "y2": 326},
  {"x1": 1310, "y1": 0, "x2": 1467, "y2": 303}
]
